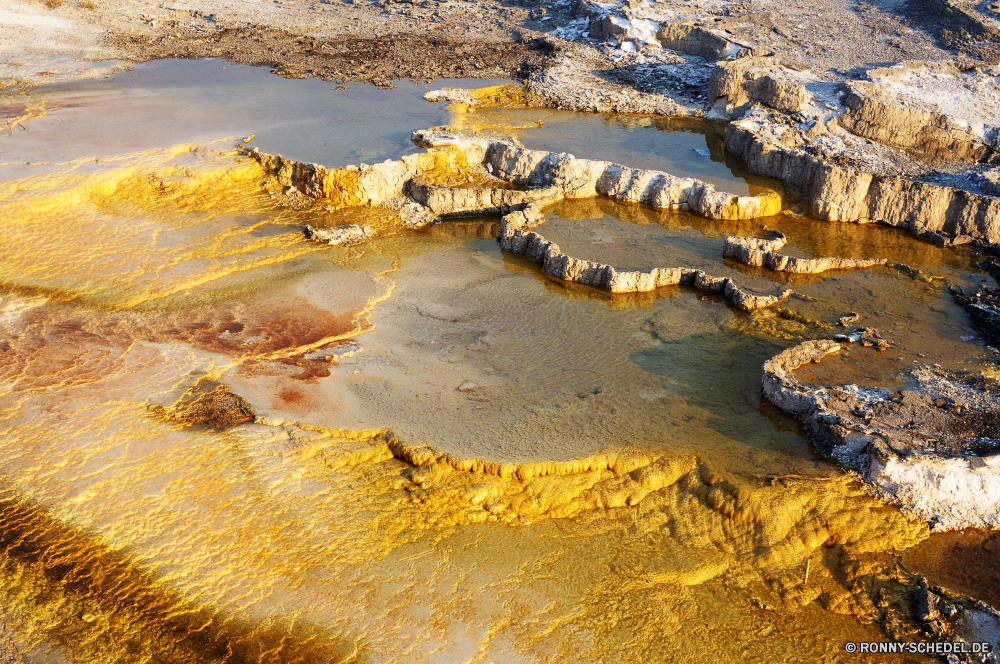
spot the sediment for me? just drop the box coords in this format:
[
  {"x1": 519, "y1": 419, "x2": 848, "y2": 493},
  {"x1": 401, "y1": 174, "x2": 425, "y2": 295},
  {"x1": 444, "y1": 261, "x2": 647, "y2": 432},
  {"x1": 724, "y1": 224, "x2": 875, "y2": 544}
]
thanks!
[{"x1": 763, "y1": 340, "x2": 1000, "y2": 531}]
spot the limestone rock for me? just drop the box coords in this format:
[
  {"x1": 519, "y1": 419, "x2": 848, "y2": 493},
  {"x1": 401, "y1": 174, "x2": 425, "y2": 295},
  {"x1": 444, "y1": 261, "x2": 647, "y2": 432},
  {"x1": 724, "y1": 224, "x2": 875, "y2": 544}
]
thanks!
[
  {"x1": 655, "y1": 24, "x2": 746, "y2": 61},
  {"x1": 838, "y1": 62, "x2": 1000, "y2": 165},
  {"x1": 723, "y1": 234, "x2": 888, "y2": 274},
  {"x1": 707, "y1": 57, "x2": 812, "y2": 118},
  {"x1": 725, "y1": 106, "x2": 1000, "y2": 243},
  {"x1": 499, "y1": 207, "x2": 784, "y2": 309},
  {"x1": 305, "y1": 224, "x2": 376, "y2": 246},
  {"x1": 762, "y1": 340, "x2": 1000, "y2": 530}
]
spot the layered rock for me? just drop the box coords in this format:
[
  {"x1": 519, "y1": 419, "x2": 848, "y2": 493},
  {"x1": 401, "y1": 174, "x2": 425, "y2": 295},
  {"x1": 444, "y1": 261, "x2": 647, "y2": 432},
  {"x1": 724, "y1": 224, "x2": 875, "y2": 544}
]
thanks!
[
  {"x1": 247, "y1": 130, "x2": 786, "y2": 308},
  {"x1": 707, "y1": 56, "x2": 812, "y2": 118},
  {"x1": 249, "y1": 130, "x2": 783, "y2": 226},
  {"x1": 497, "y1": 199, "x2": 786, "y2": 308},
  {"x1": 763, "y1": 340, "x2": 1000, "y2": 530},
  {"x1": 723, "y1": 233, "x2": 888, "y2": 274},
  {"x1": 725, "y1": 106, "x2": 1000, "y2": 243},
  {"x1": 414, "y1": 129, "x2": 783, "y2": 219},
  {"x1": 838, "y1": 63, "x2": 1000, "y2": 165}
]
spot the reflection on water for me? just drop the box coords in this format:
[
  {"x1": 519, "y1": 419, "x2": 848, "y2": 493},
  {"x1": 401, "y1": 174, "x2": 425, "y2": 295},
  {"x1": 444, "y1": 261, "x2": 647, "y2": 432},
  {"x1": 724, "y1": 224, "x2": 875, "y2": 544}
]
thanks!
[{"x1": 0, "y1": 60, "x2": 987, "y2": 662}]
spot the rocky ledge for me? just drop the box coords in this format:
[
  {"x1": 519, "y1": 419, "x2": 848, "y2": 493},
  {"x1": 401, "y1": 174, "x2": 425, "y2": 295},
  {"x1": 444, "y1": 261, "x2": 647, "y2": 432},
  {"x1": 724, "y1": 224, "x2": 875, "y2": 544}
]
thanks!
[
  {"x1": 763, "y1": 340, "x2": 1000, "y2": 531},
  {"x1": 246, "y1": 129, "x2": 795, "y2": 307}
]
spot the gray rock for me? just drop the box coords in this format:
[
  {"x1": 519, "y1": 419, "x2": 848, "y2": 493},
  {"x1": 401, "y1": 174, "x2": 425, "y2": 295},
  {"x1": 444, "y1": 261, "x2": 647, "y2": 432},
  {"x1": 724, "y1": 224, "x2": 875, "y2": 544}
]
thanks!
[{"x1": 915, "y1": 587, "x2": 940, "y2": 622}]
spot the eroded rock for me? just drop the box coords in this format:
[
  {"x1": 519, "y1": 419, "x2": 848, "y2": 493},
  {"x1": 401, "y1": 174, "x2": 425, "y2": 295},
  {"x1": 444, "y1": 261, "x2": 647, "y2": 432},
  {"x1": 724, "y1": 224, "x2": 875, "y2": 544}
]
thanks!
[
  {"x1": 497, "y1": 198, "x2": 787, "y2": 308},
  {"x1": 305, "y1": 224, "x2": 375, "y2": 246},
  {"x1": 838, "y1": 62, "x2": 1000, "y2": 166},
  {"x1": 707, "y1": 57, "x2": 813, "y2": 118},
  {"x1": 723, "y1": 233, "x2": 888, "y2": 274},
  {"x1": 726, "y1": 105, "x2": 1000, "y2": 243},
  {"x1": 763, "y1": 340, "x2": 1000, "y2": 530}
]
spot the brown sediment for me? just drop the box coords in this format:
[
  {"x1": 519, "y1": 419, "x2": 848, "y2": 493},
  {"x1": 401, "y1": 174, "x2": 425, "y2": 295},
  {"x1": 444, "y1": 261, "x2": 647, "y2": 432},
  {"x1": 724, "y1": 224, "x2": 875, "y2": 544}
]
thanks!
[
  {"x1": 104, "y1": 28, "x2": 553, "y2": 88},
  {"x1": 903, "y1": 529, "x2": 1000, "y2": 610}
]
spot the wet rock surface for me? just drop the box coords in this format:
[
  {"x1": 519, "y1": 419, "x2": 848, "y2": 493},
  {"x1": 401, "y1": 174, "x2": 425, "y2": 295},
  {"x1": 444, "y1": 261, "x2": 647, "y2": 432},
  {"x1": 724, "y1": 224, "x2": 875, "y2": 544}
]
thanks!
[
  {"x1": 951, "y1": 286, "x2": 1000, "y2": 347},
  {"x1": 150, "y1": 379, "x2": 257, "y2": 429},
  {"x1": 723, "y1": 232, "x2": 889, "y2": 274},
  {"x1": 248, "y1": 128, "x2": 790, "y2": 305}
]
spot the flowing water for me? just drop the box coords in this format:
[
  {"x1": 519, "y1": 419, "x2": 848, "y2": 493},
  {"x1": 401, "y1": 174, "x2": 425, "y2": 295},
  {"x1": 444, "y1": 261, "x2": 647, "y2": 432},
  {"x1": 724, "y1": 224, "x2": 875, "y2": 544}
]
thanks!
[{"x1": 0, "y1": 59, "x2": 994, "y2": 663}]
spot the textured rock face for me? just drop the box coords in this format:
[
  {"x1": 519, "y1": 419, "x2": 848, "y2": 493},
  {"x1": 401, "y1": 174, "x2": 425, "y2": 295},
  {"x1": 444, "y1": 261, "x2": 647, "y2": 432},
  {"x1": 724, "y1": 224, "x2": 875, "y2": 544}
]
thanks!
[
  {"x1": 839, "y1": 76, "x2": 1000, "y2": 165},
  {"x1": 763, "y1": 341, "x2": 1000, "y2": 530},
  {"x1": 723, "y1": 233, "x2": 888, "y2": 274},
  {"x1": 707, "y1": 57, "x2": 812, "y2": 117},
  {"x1": 574, "y1": 0, "x2": 751, "y2": 60},
  {"x1": 408, "y1": 175, "x2": 560, "y2": 217},
  {"x1": 249, "y1": 130, "x2": 783, "y2": 232},
  {"x1": 414, "y1": 129, "x2": 783, "y2": 219},
  {"x1": 725, "y1": 106, "x2": 1000, "y2": 243},
  {"x1": 654, "y1": 24, "x2": 746, "y2": 61},
  {"x1": 305, "y1": 224, "x2": 376, "y2": 247},
  {"x1": 496, "y1": 198, "x2": 786, "y2": 309}
]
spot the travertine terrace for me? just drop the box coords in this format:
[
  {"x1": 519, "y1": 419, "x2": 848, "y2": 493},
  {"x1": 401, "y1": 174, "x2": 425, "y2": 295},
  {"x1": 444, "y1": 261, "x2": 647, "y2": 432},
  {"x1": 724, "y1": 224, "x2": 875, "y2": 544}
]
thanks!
[{"x1": 3, "y1": 0, "x2": 1000, "y2": 661}]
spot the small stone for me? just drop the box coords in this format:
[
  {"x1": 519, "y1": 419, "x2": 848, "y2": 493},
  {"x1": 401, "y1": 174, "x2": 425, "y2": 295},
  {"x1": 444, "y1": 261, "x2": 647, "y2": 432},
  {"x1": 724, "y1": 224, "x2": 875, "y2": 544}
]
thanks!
[
  {"x1": 915, "y1": 587, "x2": 940, "y2": 621},
  {"x1": 924, "y1": 619, "x2": 945, "y2": 636},
  {"x1": 457, "y1": 382, "x2": 479, "y2": 392}
]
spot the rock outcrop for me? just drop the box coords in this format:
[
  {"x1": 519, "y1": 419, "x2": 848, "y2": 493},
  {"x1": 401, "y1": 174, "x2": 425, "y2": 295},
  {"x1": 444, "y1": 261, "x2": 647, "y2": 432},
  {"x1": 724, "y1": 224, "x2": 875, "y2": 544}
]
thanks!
[
  {"x1": 413, "y1": 129, "x2": 782, "y2": 220},
  {"x1": 838, "y1": 63, "x2": 1000, "y2": 165},
  {"x1": 496, "y1": 198, "x2": 786, "y2": 308},
  {"x1": 707, "y1": 57, "x2": 812, "y2": 118},
  {"x1": 725, "y1": 106, "x2": 1000, "y2": 243},
  {"x1": 723, "y1": 233, "x2": 888, "y2": 274},
  {"x1": 247, "y1": 129, "x2": 784, "y2": 226},
  {"x1": 246, "y1": 131, "x2": 787, "y2": 307},
  {"x1": 763, "y1": 340, "x2": 1000, "y2": 530}
]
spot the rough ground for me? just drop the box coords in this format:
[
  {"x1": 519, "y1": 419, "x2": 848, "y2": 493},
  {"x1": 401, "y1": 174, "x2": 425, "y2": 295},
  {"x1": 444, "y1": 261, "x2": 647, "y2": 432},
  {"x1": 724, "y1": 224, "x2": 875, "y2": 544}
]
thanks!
[
  {"x1": 0, "y1": 0, "x2": 993, "y2": 87},
  {"x1": 4, "y1": 0, "x2": 1000, "y2": 240},
  {"x1": 763, "y1": 340, "x2": 1000, "y2": 531}
]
